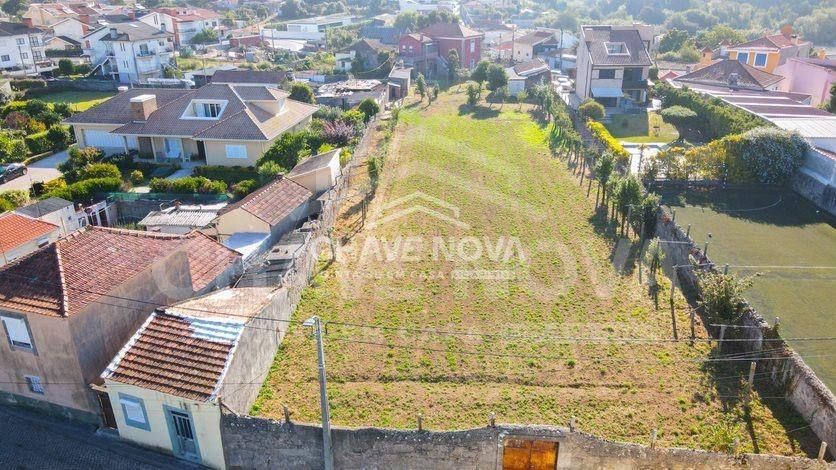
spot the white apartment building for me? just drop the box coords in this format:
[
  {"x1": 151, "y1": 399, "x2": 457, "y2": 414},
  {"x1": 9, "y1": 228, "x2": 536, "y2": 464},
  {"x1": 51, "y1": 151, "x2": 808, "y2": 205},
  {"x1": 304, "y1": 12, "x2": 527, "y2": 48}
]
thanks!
[
  {"x1": 267, "y1": 13, "x2": 356, "y2": 41},
  {"x1": 0, "y1": 21, "x2": 51, "y2": 76},
  {"x1": 83, "y1": 21, "x2": 173, "y2": 84}
]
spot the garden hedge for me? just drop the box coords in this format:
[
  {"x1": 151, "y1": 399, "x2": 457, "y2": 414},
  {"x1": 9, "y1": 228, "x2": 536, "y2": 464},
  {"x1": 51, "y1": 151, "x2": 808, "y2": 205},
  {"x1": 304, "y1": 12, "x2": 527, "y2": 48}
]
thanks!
[
  {"x1": 44, "y1": 177, "x2": 122, "y2": 203},
  {"x1": 586, "y1": 120, "x2": 631, "y2": 167}
]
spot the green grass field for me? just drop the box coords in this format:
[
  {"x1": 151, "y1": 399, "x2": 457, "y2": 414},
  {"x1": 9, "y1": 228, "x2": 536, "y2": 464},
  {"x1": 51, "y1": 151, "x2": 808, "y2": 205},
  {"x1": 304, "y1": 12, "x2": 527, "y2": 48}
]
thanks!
[
  {"x1": 253, "y1": 91, "x2": 819, "y2": 456},
  {"x1": 605, "y1": 112, "x2": 679, "y2": 143},
  {"x1": 14, "y1": 91, "x2": 116, "y2": 111},
  {"x1": 660, "y1": 187, "x2": 836, "y2": 393}
]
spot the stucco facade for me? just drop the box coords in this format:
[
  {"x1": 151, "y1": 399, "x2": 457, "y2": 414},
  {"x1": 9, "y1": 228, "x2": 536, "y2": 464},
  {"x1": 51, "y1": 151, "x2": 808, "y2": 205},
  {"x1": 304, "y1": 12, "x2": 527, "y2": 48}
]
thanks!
[{"x1": 775, "y1": 58, "x2": 836, "y2": 106}]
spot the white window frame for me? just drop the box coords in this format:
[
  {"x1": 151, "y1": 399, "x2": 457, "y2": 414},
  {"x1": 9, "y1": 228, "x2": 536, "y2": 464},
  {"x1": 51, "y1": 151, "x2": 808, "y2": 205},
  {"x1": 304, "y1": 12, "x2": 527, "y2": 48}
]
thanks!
[
  {"x1": 225, "y1": 144, "x2": 248, "y2": 159},
  {"x1": 181, "y1": 99, "x2": 228, "y2": 120},
  {"x1": 25, "y1": 375, "x2": 44, "y2": 394},
  {"x1": 753, "y1": 53, "x2": 767, "y2": 68},
  {"x1": 1, "y1": 315, "x2": 35, "y2": 353}
]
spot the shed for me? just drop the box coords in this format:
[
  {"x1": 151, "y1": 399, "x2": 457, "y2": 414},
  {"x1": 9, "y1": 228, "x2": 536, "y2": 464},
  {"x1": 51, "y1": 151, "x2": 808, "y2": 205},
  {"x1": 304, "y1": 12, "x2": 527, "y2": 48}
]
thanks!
[{"x1": 287, "y1": 148, "x2": 342, "y2": 197}]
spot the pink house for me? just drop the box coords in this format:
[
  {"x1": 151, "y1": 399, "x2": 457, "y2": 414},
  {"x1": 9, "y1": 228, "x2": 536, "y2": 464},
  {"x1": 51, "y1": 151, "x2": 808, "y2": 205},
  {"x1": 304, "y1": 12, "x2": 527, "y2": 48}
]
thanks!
[{"x1": 775, "y1": 57, "x2": 836, "y2": 106}]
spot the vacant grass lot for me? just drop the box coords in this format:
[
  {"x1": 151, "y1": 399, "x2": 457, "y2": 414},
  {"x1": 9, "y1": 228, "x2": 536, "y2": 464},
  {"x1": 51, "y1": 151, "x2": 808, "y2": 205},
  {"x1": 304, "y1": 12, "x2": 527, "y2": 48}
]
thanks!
[
  {"x1": 254, "y1": 91, "x2": 818, "y2": 456},
  {"x1": 605, "y1": 111, "x2": 679, "y2": 143},
  {"x1": 660, "y1": 187, "x2": 836, "y2": 393},
  {"x1": 14, "y1": 91, "x2": 116, "y2": 111}
]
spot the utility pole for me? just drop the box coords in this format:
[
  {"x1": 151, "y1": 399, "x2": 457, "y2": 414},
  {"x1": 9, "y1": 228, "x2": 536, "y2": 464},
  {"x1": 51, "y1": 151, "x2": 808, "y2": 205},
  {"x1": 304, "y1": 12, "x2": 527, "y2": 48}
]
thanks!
[{"x1": 305, "y1": 316, "x2": 334, "y2": 470}]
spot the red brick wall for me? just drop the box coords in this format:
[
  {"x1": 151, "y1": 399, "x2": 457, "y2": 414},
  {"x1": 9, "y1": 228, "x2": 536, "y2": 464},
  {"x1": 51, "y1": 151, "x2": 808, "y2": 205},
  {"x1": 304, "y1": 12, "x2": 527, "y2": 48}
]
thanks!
[{"x1": 398, "y1": 35, "x2": 425, "y2": 58}]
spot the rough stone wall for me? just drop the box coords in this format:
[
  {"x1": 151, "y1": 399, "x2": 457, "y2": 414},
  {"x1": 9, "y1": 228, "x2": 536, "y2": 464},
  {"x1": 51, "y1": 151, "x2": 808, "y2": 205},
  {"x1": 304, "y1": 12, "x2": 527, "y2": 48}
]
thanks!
[
  {"x1": 221, "y1": 412, "x2": 832, "y2": 469},
  {"x1": 791, "y1": 170, "x2": 836, "y2": 217},
  {"x1": 654, "y1": 207, "x2": 836, "y2": 457}
]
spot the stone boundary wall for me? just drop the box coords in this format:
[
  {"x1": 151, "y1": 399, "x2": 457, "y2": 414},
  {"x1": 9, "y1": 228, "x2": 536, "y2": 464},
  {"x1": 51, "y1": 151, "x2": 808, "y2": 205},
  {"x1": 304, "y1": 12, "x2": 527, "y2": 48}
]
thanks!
[
  {"x1": 654, "y1": 209, "x2": 836, "y2": 457},
  {"x1": 220, "y1": 412, "x2": 832, "y2": 469},
  {"x1": 791, "y1": 147, "x2": 836, "y2": 216},
  {"x1": 47, "y1": 79, "x2": 122, "y2": 92}
]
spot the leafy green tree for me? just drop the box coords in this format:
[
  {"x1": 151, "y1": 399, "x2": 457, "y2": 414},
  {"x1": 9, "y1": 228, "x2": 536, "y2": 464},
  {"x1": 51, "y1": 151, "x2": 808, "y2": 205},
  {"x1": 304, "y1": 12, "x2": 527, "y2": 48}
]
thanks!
[
  {"x1": 824, "y1": 83, "x2": 836, "y2": 113},
  {"x1": 485, "y1": 64, "x2": 507, "y2": 92},
  {"x1": 447, "y1": 49, "x2": 459, "y2": 81},
  {"x1": 578, "y1": 99, "x2": 605, "y2": 120},
  {"x1": 697, "y1": 271, "x2": 753, "y2": 322},
  {"x1": 516, "y1": 90, "x2": 528, "y2": 110},
  {"x1": 658, "y1": 29, "x2": 690, "y2": 53},
  {"x1": 281, "y1": 0, "x2": 305, "y2": 19},
  {"x1": 466, "y1": 83, "x2": 480, "y2": 107},
  {"x1": 695, "y1": 25, "x2": 746, "y2": 48},
  {"x1": 493, "y1": 85, "x2": 508, "y2": 108},
  {"x1": 79, "y1": 163, "x2": 121, "y2": 181},
  {"x1": 258, "y1": 131, "x2": 308, "y2": 171},
  {"x1": 415, "y1": 73, "x2": 427, "y2": 102},
  {"x1": 289, "y1": 82, "x2": 315, "y2": 104},
  {"x1": 190, "y1": 29, "x2": 219, "y2": 45},
  {"x1": 60, "y1": 146, "x2": 104, "y2": 183},
  {"x1": 58, "y1": 59, "x2": 74, "y2": 76},
  {"x1": 46, "y1": 125, "x2": 71, "y2": 150},
  {"x1": 470, "y1": 60, "x2": 490, "y2": 85},
  {"x1": 358, "y1": 98, "x2": 380, "y2": 122},
  {"x1": 593, "y1": 152, "x2": 615, "y2": 207},
  {"x1": 24, "y1": 99, "x2": 48, "y2": 116},
  {"x1": 1, "y1": 0, "x2": 27, "y2": 17},
  {"x1": 660, "y1": 105, "x2": 697, "y2": 135}
]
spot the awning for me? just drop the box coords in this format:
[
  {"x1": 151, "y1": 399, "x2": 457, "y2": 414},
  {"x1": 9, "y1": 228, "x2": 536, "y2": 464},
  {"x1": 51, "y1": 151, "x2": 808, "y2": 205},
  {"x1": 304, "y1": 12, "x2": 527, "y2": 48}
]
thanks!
[{"x1": 591, "y1": 87, "x2": 623, "y2": 98}]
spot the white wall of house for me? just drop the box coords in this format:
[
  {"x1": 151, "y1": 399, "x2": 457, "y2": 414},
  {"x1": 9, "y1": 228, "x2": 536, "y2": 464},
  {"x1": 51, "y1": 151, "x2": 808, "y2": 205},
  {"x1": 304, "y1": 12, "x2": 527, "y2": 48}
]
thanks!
[
  {"x1": 51, "y1": 18, "x2": 87, "y2": 44},
  {"x1": 104, "y1": 380, "x2": 225, "y2": 469},
  {"x1": 20, "y1": 206, "x2": 84, "y2": 237},
  {"x1": 72, "y1": 123, "x2": 131, "y2": 155},
  {"x1": 84, "y1": 28, "x2": 172, "y2": 84},
  {"x1": 0, "y1": 32, "x2": 48, "y2": 73}
]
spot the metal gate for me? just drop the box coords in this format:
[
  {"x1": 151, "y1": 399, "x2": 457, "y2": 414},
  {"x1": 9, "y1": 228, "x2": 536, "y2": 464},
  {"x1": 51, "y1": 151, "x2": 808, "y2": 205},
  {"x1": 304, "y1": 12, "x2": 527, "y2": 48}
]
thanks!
[{"x1": 502, "y1": 438, "x2": 558, "y2": 470}]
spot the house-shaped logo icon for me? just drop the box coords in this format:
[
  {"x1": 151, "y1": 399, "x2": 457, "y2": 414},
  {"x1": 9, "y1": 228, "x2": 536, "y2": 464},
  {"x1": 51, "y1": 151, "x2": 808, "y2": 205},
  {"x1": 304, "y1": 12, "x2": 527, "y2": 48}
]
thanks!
[{"x1": 367, "y1": 191, "x2": 471, "y2": 229}]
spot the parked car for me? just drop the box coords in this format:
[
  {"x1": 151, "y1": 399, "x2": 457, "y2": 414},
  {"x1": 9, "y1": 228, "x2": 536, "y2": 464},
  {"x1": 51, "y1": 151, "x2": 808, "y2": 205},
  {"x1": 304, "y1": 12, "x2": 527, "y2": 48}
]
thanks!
[{"x1": 0, "y1": 163, "x2": 27, "y2": 183}]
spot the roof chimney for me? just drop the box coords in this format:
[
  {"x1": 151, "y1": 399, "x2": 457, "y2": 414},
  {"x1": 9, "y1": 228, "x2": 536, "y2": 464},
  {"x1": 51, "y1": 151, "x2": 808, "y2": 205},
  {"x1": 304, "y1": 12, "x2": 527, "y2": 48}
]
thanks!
[
  {"x1": 728, "y1": 72, "x2": 739, "y2": 89},
  {"x1": 130, "y1": 94, "x2": 157, "y2": 121},
  {"x1": 21, "y1": 17, "x2": 34, "y2": 28},
  {"x1": 109, "y1": 27, "x2": 118, "y2": 39},
  {"x1": 780, "y1": 24, "x2": 793, "y2": 38}
]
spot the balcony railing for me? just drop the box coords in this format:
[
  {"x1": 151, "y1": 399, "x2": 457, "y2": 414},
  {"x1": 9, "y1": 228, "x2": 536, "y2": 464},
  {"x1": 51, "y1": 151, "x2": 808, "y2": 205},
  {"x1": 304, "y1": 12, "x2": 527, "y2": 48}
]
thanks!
[{"x1": 621, "y1": 78, "x2": 648, "y2": 90}]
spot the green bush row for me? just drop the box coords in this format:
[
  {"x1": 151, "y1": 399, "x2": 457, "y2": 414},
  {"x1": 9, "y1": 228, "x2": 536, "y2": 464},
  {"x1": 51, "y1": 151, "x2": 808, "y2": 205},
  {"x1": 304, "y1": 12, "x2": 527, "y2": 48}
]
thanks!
[
  {"x1": 586, "y1": 120, "x2": 631, "y2": 167},
  {"x1": 193, "y1": 165, "x2": 259, "y2": 185},
  {"x1": 149, "y1": 176, "x2": 228, "y2": 194},
  {"x1": 44, "y1": 177, "x2": 122, "y2": 203}
]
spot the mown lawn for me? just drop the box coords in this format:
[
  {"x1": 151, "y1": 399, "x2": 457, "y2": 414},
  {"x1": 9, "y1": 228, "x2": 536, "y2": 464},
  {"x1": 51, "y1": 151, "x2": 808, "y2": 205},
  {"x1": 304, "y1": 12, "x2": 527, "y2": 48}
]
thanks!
[
  {"x1": 14, "y1": 91, "x2": 116, "y2": 111},
  {"x1": 253, "y1": 90, "x2": 818, "y2": 456},
  {"x1": 605, "y1": 111, "x2": 679, "y2": 143}
]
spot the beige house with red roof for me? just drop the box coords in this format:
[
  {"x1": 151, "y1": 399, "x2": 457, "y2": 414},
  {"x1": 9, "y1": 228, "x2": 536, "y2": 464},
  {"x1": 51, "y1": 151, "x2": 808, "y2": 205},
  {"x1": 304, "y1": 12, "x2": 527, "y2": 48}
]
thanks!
[
  {"x1": 101, "y1": 287, "x2": 281, "y2": 468},
  {"x1": 63, "y1": 84, "x2": 318, "y2": 166},
  {"x1": 0, "y1": 227, "x2": 241, "y2": 425},
  {"x1": 0, "y1": 212, "x2": 59, "y2": 266}
]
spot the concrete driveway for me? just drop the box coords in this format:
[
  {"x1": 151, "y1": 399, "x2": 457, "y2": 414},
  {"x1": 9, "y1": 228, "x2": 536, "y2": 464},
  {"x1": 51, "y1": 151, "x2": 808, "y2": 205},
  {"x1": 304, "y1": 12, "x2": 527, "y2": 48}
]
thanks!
[{"x1": 0, "y1": 150, "x2": 68, "y2": 192}]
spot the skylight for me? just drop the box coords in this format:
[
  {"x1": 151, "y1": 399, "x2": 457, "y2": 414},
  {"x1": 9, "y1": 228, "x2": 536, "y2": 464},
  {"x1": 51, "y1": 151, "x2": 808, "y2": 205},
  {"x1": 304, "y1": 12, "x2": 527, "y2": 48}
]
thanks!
[{"x1": 605, "y1": 42, "x2": 629, "y2": 55}]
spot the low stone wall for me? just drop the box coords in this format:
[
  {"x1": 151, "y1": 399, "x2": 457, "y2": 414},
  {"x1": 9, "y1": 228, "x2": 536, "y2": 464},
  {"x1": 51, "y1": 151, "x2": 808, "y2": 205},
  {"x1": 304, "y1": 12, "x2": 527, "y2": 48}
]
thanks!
[
  {"x1": 220, "y1": 412, "x2": 831, "y2": 469},
  {"x1": 654, "y1": 209, "x2": 836, "y2": 457}
]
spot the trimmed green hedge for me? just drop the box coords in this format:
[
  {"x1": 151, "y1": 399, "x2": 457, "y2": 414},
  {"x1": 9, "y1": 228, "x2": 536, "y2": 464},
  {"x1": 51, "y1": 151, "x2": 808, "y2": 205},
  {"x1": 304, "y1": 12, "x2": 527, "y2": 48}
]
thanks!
[
  {"x1": 25, "y1": 131, "x2": 51, "y2": 155},
  {"x1": 654, "y1": 82, "x2": 769, "y2": 139},
  {"x1": 586, "y1": 120, "x2": 630, "y2": 167},
  {"x1": 44, "y1": 177, "x2": 122, "y2": 203},
  {"x1": 149, "y1": 176, "x2": 228, "y2": 194},
  {"x1": 192, "y1": 165, "x2": 259, "y2": 185}
]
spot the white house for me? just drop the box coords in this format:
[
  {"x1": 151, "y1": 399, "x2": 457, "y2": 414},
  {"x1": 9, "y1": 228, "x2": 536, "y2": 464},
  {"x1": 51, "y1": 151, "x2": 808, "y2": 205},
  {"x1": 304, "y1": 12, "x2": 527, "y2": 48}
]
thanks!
[
  {"x1": 398, "y1": 0, "x2": 461, "y2": 14},
  {"x1": 14, "y1": 197, "x2": 87, "y2": 237},
  {"x1": 287, "y1": 148, "x2": 343, "y2": 197},
  {"x1": 0, "y1": 21, "x2": 51, "y2": 75},
  {"x1": 267, "y1": 13, "x2": 355, "y2": 41},
  {"x1": 146, "y1": 7, "x2": 221, "y2": 47},
  {"x1": 49, "y1": 17, "x2": 90, "y2": 44},
  {"x1": 83, "y1": 21, "x2": 174, "y2": 84}
]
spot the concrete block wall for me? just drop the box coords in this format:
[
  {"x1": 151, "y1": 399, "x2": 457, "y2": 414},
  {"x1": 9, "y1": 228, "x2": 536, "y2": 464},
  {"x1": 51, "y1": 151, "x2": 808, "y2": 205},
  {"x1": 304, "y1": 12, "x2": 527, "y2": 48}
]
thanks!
[{"x1": 220, "y1": 412, "x2": 832, "y2": 469}]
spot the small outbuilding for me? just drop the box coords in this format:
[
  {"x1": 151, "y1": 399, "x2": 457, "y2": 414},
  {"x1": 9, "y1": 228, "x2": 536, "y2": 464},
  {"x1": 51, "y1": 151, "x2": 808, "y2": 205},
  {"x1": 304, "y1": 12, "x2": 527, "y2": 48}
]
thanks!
[{"x1": 287, "y1": 148, "x2": 342, "y2": 197}]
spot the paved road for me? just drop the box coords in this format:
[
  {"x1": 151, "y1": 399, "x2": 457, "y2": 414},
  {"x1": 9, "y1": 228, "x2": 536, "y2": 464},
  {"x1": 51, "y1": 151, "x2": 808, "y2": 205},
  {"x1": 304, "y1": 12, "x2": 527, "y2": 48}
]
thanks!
[
  {"x1": 0, "y1": 405, "x2": 201, "y2": 469},
  {"x1": 0, "y1": 151, "x2": 68, "y2": 192}
]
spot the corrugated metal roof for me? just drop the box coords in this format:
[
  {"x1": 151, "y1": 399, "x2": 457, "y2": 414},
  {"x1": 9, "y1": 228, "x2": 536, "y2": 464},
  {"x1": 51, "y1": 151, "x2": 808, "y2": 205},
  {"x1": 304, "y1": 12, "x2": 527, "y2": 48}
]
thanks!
[
  {"x1": 768, "y1": 118, "x2": 836, "y2": 139},
  {"x1": 139, "y1": 209, "x2": 219, "y2": 228}
]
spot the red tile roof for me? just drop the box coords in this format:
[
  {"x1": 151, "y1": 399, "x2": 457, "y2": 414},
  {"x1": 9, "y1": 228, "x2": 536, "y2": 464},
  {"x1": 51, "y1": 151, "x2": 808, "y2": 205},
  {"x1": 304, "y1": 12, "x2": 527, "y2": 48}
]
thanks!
[
  {"x1": 420, "y1": 22, "x2": 482, "y2": 39},
  {"x1": 102, "y1": 288, "x2": 275, "y2": 401},
  {"x1": 0, "y1": 213, "x2": 58, "y2": 253},
  {"x1": 218, "y1": 176, "x2": 312, "y2": 226},
  {"x1": 0, "y1": 227, "x2": 240, "y2": 317}
]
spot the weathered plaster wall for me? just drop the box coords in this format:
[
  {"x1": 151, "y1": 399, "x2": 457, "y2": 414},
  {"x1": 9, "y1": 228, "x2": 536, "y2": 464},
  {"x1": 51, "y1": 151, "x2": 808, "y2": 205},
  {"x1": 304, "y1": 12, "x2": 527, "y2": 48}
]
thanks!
[{"x1": 221, "y1": 412, "x2": 832, "y2": 470}]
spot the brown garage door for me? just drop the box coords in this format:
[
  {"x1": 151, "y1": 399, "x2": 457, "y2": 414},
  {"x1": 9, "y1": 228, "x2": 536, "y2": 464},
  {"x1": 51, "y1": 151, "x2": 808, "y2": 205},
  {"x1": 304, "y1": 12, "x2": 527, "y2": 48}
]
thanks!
[{"x1": 502, "y1": 438, "x2": 558, "y2": 470}]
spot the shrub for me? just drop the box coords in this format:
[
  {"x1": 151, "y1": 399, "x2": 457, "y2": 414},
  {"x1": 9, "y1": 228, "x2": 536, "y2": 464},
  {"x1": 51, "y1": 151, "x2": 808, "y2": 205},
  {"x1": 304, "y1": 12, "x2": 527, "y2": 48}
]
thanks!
[
  {"x1": 46, "y1": 125, "x2": 72, "y2": 150},
  {"x1": 258, "y1": 131, "x2": 308, "y2": 171},
  {"x1": 698, "y1": 271, "x2": 753, "y2": 323},
  {"x1": 193, "y1": 165, "x2": 259, "y2": 185},
  {"x1": 660, "y1": 105, "x2": 697, "y2": 134},
  {"x1": 79, "y1": 163, "x2": 121, "y2": 180},
  {"x1": 232, "y1": 179, "x2": 260, "y2": 198},
  {"x1": 0, "y1": 189, "x2": 29, "y2": 208},
  {"x1": 73, "y1": 63, "x2": 91, "y2": 75},
  {"x1": 24, "y1": 99, "x2": 49, "y2": 116},
  {"x1": 179, "y1": 46, "x2": 194, "y2": 58},
  {"x1": 52, "y1": 102, "x2": 74, "y2": 118},
  {"x1": 4, "y1": 111, "x2": 29, "y2": 129},
  {"x1": 58, "y1": 58, "x2": 74, "y2": 76},
  {"x1": 579, "y1": 99, "x2": 605, "y2": 120},
  {"x1": 0, "y1": 198, "x2": 12, "y2": 212},
  {"x1": 257, "y1": 161, "x2": 283, "y2": 179},
  {"x1": 466, "y1": 83, "x2": 480, "y2": 106},
  {"x1": 358, "y1": 98, "x2": 380, "y2": 122},
  {"x1": 485, "y1": 63, "x2": 508, "y2": 91},
  {"x1": 289, "y1": 82, "x2": 315, "y2": 104},
  {"x1": 26, "y1": 118, "x2": 46, "y2": 134},
  {"x1": 322, "y1": 120, "x2": 355, "y2": 146},
  {"x1": 45, "y1": 177, "x2": 122, "y2": 203},
  {"x1": 655, "y1": 82, "x2": 768, "y2": 139},
  {"x1": 37, "y1": 110, "x2": 62, "y2": 127},
  {"x1": 130, "y1": 169, "x2": 144, "y2": 184},
  {"x1": 339, "y1": 109, "x2": 365, "y2": 133},
  {"x1": 24, "y1": 131, "x2": 51, "y2": 155},
  {"x1": 314, "y1": 105, "x2": 342, "y2": 121},
  {"x1": 367, "y1": 153, "x2": 383, "y2": 189},
  {"x1": 586, "y1": 120, "x2": 630, "y2": 167},
  {"x1": 149, "y1": 176, "x2": 227, "y2": 194},
  {"x1": 60, "y1": 146, "x2": 104, "y2": 183},
  {"x1": 0, "y1": 137, "x2": 28, "y2": 163},
  {"x1": 10, "y1": 79, "x2": 46, "y2": 91}
]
